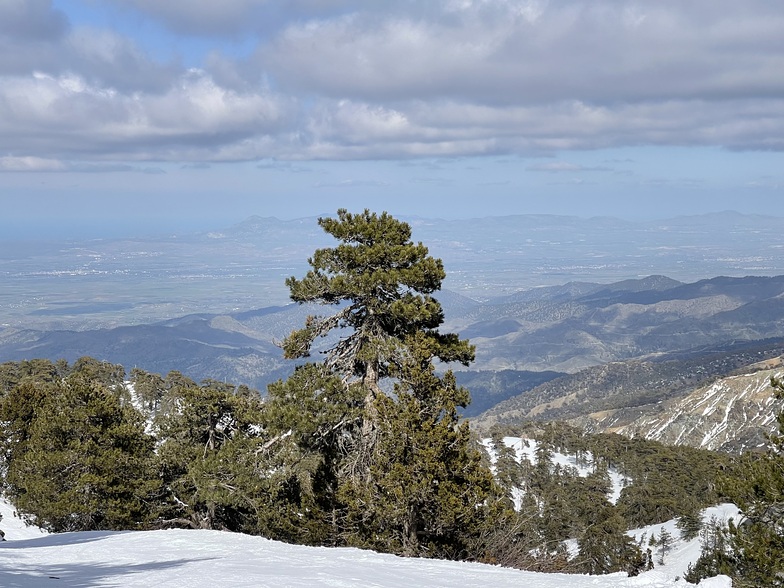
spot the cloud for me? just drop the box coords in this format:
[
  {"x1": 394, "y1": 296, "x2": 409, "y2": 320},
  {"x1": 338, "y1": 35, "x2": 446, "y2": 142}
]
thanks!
[
  {"x1": 3, "y1": 0, "x2": 784, "y2": 166},
  {"x1": 0, "y1": 156, "x2": 66, "y2": 172},
  {"x1": 0, "y1": 69, "x2": 291, "y2": 161},
  {"x1": 64, "y1": 27, "x2": 179, "y2": 93},
  {"x1": 259, "y1": 1, "x2": 784, "y2": 106},
  {"x1": 0, "y1": 0, "x2": 68, "y2": 41}
]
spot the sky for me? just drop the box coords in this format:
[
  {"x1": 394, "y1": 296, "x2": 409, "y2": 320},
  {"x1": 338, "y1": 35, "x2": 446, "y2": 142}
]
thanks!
[{"x1": 1, "y1": 0, "x2": 784, "y2": 238}]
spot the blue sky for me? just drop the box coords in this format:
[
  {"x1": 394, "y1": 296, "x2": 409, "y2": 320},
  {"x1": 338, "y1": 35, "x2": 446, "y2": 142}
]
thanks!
[{"x1": 2, "y1": 1, "x2": 783, "y2": 237}]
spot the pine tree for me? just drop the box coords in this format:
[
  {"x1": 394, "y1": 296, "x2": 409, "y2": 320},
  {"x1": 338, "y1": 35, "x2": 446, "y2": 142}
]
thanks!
[
  {"x1": 676, "y1": 506, "x2": 703, "y2": 541},
  {"x1": 154, "y1": 380, "x2": 267, "y2": 532},
  {"x1": 0, "y1": 373, "x2": 158, "y2": 531},
  {"x1": 279, "y1": 209, "x2": 495, "y2": 557},
  {"x1": 492, "y1": 437, "x2": 524, "y2": 498},
  {"x1": 337, "y1": 332, "x2": 494, "y2": 557},
  {"x1": 282, "y1": 210, "x2": 470, "y2": 455},
  {"x1": 261, "y1": 362, "x2": 364, "y2": 544},
  {"x1": 656, "y1": 526, "x2": 674, "y2": 565},
  {"x1": 130, "y1": 367, "x2": 167, "y2": 416},
  {"x1": 577, "y1": 505, "x2": 643, "y2": 575}
]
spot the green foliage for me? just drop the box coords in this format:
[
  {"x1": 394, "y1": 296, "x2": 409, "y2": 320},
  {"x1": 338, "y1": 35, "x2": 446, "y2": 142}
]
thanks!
[
  {"x1": 0, "y1": 359, "x2": 66, "y2": 397},
  {"x1": 260, "y1": 363, "x2": 364, "y2": 544},
  {"x1": 130, "y1": 367, "x2": 166, "y2": 415},
  {"x1": 282, "y1": 209, "x2": 471, "y2": 382},
  {"x1": 277, "y1": 210, "x2": 494, "y2": 558},
  {"x1": 337, "y1": 336, "x2": 495, "y2": 557},
  {"x1": 1, "y1": 372, "x2": 158, "y2": 531},
  {"x1": 154, "y1": 380, "x2": 267, "y2": 532},
  {"x1": 676, "y1": 506, "x2": 704, "y2": 541},
  {"x1": 71, "y1": 357, "x2": 125, "y2": 387},
  {"x1": 576, "y1": 505, "x2": 643, "y2": 575}
]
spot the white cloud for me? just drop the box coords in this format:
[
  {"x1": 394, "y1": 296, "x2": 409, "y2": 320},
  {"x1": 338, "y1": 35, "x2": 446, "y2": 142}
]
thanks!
[
  {"x1": 0, "y1": 156, "x2": 66, "y2": 172},
  {"x1": 0, "y1": 69, "x2": 290, "y2": 161},
  {"x1": 260, "y1": 1, "x2": 784, "y2": 107},
  {"x1": 2, "y1": 0, "x2": 784, "y2": 166}
]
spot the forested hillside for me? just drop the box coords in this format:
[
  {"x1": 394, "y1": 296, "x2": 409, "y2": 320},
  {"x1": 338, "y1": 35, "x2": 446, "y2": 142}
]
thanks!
[
  {"x1": 0, "y1": 355, "x2": 740, "y2": 577},
  {"x1": 473, "y1": 339, "x2": 784, "y2": 440}
]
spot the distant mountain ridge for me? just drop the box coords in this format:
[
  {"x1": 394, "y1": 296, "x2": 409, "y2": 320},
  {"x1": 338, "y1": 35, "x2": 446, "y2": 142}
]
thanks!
[
  {"x1": 3, "y1": 211, "x2": 784, "y2": 331},
  {"x1": 443, "y1": 274, "x2": 784, "y2": 374},
  {"x1": 2, "y1": 274, "x2": 784, "y2": 419}
]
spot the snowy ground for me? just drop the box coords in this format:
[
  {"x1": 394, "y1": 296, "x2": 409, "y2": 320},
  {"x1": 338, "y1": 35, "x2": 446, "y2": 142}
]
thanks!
[{"x1": 0, "y1": 498, "x2": 734, "y2": 588}]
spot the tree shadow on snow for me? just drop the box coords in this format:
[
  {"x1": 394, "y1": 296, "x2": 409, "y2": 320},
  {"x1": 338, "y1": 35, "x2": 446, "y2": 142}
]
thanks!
[
  {"x1": 0, "y1": 556, "x2": 216, "y2": 587},
  {"x1": 0, "y1": 531, "x2": 116, "y2": 549}
]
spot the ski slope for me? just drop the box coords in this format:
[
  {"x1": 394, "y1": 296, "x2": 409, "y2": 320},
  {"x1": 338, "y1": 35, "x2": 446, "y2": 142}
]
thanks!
[{"x1": 0, "y1": 498, "x2": 733, "y2": 588}]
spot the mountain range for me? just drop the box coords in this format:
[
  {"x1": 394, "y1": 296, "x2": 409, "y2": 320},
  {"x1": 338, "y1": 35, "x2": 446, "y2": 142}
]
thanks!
[
  {"x1": 2, "y1": 272, "x2": 784, "y2": 436},
  {"x1": 3, "y1": 212, "x2": 784, "y2": 451}
]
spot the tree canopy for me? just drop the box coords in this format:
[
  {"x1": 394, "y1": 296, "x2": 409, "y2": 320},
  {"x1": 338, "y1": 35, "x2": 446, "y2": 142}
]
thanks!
[
  {"x1": 283, "y1": 208, "x2": 473, "y2": 388},
  {"x1": 280, "y1": 209, "x2": 492, "y2": 556}
]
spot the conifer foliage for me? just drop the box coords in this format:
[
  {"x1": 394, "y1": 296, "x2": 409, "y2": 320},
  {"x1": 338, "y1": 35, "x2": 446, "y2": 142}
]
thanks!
[
  {"x1": 281, "y1": 209, "x2": 493, "y2": 557},
  {"x1": 1, "y1": 365, "x2": 157, "y2": 532}
]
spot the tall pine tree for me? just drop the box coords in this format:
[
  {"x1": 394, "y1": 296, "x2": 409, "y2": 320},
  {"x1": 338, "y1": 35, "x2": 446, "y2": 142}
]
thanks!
[{"x1": 279, "y1": 209, "x2": 495, "y2": 557}]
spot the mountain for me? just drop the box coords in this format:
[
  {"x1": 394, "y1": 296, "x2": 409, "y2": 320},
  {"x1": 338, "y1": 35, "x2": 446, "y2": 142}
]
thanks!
[
  {"x1": 0, "y1": 305, "x2": 307, "y2": 391},
  {"x1": 615, "y1": 359, "x2": 784, "y2": 453},
  {"x1": 444, "y1": 274, "x2": 784, "y2": 374},
  {"x1": 472, "y1": 338, "x2": 784, "y2": 442},
  {"x1": 2, "y1": 274, "x2": 784, "y2": 403}
]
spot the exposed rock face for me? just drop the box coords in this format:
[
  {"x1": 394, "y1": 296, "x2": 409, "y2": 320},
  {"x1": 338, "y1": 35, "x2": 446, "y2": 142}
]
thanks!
[{"x1": 616, "y1": 364, "x2": 784, "y2": 453}]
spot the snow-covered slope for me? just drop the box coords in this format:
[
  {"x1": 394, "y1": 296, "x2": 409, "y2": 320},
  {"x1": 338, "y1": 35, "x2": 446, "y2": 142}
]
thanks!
[
  {"x1": 0, "y1": 434, "x2": 735, "y2": 588},
  {"x1": 0, "y1": 499, "x2": 48, "y2": 541},
  {"x1": 627, "y1": 503, "x2": 738, "y2": 583},
  {"x1": 618, "y1": 366, "x2": 784, "y2": 452},
  {"x1": 0, "y1": 497, "x2": 733, "y2": 588}
]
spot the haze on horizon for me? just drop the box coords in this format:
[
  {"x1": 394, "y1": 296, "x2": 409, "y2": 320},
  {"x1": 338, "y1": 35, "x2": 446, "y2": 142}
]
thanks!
[{"x1": 1, "y1": 1, "x2": 783, "y2": 239}]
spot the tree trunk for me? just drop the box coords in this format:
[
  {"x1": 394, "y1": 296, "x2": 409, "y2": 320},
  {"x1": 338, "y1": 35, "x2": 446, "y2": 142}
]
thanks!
[{"x1": 357, "y1": 360, "x2": 383, "y2": 481}]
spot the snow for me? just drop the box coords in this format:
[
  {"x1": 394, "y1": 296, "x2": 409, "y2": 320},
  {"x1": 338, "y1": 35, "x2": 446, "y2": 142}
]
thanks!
[
  {"x1": 0, "y1": 499, "x2": 48, "y2": 541},
  {"x1": 628, "y1": 503, "x2": 740, "y2": 580},
  {"x1": 0, "y1": 497, "x2": 733, "y2": 587}
]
